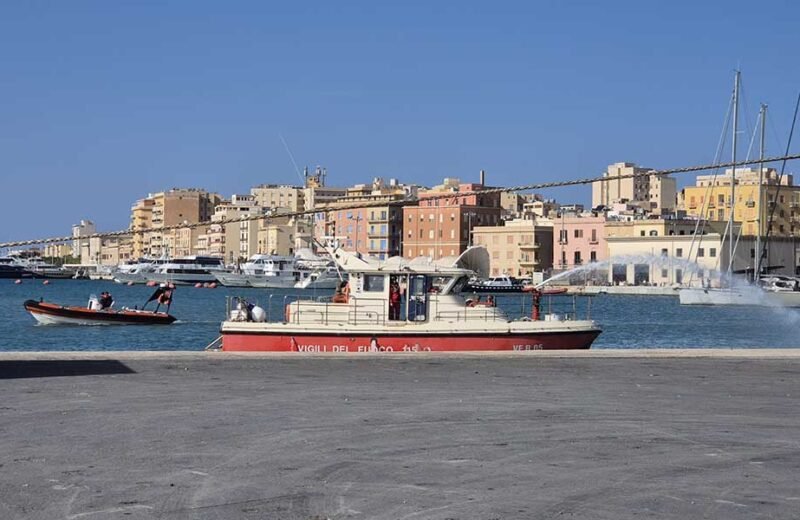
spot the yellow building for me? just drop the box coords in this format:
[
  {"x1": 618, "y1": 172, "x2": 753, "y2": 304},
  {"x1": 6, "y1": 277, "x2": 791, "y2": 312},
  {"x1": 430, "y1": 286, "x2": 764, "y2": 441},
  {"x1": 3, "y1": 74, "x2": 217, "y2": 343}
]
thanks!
[
  {"x1": 592, "y1": 162, "x2": 677, "y2": 214},
  {"x1": 472, "y1": 218, "x2": 554, "y2": 277},
  {"x1": 682, "y1": 167, "x2": 800, "y2": 237},
  {"x1": 129, "y1": 189, "x2": 221, "y2": 258}
]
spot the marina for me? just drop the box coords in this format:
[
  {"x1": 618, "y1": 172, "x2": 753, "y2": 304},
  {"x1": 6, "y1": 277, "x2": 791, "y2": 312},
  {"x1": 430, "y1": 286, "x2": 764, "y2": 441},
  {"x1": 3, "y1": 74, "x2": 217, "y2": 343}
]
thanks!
[{"x1": 4, "y1": 277, "x2": 800, "y2": 350}]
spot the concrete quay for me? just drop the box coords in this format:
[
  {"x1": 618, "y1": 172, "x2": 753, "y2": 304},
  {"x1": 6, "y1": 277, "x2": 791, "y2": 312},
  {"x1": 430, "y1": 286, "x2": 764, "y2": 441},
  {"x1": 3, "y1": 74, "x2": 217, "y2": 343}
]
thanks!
[{"x1": 1, "y1": 350, "x2": 799, "y2": 519}]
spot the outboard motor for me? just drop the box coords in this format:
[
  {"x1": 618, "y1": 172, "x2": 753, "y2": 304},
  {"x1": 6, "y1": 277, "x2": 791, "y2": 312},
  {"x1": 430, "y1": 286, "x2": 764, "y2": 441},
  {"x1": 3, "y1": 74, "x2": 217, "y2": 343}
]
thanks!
[{"x1": 88, "y1": 295, "x2": 101, "y2": 310}]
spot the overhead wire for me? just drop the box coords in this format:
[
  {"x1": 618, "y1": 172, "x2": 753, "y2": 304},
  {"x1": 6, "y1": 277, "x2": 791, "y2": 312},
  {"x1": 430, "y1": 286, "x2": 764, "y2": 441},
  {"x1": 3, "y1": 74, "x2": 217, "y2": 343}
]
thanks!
[{"x1": 3, "y1": 152, "x2": 800, "y2": 250}]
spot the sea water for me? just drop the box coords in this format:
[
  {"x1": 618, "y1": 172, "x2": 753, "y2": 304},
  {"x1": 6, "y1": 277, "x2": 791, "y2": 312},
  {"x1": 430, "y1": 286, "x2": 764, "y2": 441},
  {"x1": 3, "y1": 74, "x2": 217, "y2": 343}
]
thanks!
[{"x1": 2, "y1": 279, "x2": 799, "y2": 351}]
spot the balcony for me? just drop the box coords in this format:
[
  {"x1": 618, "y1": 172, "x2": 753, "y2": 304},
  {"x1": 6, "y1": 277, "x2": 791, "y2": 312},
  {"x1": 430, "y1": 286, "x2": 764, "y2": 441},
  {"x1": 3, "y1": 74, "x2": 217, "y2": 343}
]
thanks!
[
  {"x1": 368, "y1": 230, "x2": 390, "y2": 238},
  {"x1": 518, "y1": 242, "x2": 539, "y2": 250},
  {"x1": 519, "y1": 259, "x2": 538, "y2": 267}
]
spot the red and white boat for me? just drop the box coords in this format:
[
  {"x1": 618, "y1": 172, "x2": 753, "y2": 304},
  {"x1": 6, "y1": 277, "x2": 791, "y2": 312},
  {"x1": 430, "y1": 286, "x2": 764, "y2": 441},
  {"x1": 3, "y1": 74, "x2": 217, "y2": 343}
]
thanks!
[
  {"x1": 24, "y1": 300, "x2": 176, "y2": 325},
  {"x1": 220, "y1": 247, "x2": 600, "y2": 352}
]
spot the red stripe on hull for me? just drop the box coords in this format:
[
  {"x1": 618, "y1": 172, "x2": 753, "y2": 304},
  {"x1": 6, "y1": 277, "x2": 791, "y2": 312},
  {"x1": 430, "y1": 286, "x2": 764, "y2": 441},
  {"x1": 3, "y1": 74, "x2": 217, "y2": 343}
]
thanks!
[{"x1": 222, "y1": 331, "x2": 600, "y2": 352}]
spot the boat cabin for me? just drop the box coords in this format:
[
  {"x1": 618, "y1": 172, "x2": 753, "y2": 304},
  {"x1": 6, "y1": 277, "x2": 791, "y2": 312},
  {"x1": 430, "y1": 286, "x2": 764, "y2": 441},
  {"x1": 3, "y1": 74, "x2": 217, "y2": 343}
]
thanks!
[{"x1": 280, "y1": 248, "x2": 508, "y2": 326}]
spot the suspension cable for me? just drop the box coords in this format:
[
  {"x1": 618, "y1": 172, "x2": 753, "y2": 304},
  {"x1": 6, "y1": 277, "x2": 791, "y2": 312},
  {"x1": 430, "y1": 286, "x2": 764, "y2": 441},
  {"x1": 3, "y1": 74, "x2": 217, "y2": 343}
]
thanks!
[{"x1": 3, "y1": 153, "x2": 800, "y2": 249}]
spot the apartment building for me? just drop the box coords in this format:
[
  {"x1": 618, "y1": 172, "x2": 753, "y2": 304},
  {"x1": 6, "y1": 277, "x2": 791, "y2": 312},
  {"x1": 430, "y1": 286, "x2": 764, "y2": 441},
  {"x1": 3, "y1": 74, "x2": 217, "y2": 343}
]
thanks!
[
  {"x1": 403, "y1": 177, "x2": 503, "y2": 260},
  {"x1": 592, "y1": 162, "x2": 676, "y2": 214},
  {"x1": 552, "y1": 215, "x2": 608, "y2": 270},
  {"x1": 129, "y1": 188, "x2": 221, "y2": 258},
  {"x1": 681, "y1": 167, "x2": 800, "y2": 237},
  {"x1": 472, "y1": 218, "x2": 553, "y2": 277},
  {"x1": 316, "y1": 178, "x2": 408, "y2": 259}
]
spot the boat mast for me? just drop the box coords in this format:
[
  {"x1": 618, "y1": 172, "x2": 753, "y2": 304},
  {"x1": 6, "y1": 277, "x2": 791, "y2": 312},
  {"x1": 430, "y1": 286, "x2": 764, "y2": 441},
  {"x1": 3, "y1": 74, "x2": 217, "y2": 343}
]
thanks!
[
  {"x1": 755, "y1": 103, "x2": 766, "y2": 279},
  {"x1": 728, "y1": 70, "x2": 740, "y2": 278}
]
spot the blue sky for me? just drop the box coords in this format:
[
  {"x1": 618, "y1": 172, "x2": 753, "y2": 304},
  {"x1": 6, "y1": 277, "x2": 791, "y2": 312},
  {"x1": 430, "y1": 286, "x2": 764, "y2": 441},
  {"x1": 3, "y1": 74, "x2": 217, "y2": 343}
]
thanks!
[{"x1": 1, "y1": 0, "x2": 799, "y2": 242}]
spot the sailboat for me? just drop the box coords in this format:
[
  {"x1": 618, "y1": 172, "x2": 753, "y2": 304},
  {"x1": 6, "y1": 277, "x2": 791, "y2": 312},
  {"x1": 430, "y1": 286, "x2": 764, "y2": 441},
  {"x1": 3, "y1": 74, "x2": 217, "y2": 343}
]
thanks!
[{"x1": 680, "y1": 73, "x2": 800, "y2": 307}]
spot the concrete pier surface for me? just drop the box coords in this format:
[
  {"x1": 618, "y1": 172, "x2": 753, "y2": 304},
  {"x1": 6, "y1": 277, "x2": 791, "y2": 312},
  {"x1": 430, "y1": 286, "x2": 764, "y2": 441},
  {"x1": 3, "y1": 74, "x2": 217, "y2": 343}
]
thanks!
[{"x1": 2, "y1": 350, "x2": 800, "y2": 519}]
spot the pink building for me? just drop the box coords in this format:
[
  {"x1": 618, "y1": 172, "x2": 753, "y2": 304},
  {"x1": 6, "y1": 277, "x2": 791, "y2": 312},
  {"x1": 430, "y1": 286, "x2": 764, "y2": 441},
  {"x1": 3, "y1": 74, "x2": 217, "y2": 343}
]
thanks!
[{"x1": 552, "y1": 215, "x2": 608, "y2": 271}]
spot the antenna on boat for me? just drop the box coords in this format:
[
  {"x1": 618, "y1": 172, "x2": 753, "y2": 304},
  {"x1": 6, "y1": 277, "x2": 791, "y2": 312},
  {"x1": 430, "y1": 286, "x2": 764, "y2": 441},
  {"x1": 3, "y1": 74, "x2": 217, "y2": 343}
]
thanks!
[{"x1": 279, "y1": 133, "x2": 306, "y2": 186}]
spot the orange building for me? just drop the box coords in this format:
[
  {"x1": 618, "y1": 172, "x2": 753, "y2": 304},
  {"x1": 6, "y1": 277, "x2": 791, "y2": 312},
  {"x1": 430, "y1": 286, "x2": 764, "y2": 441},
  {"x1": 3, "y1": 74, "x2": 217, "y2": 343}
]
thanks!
[{"x1": 403, "y1": 178, "x2": 503, "y2": 260}]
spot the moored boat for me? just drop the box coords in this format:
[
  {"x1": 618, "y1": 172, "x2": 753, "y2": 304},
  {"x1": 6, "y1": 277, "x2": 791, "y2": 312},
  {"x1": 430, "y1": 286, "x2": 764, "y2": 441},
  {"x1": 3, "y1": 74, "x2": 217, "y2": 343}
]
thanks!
[
  {"x1": 24, "y1": 299, "x2": 176, "y2": 325},
  {"x1": 463, "y1": 275, "x2": 533, "y2": 293},
  {"x1": 220, "y1": 247, "x2": 600, "y2": 352}
]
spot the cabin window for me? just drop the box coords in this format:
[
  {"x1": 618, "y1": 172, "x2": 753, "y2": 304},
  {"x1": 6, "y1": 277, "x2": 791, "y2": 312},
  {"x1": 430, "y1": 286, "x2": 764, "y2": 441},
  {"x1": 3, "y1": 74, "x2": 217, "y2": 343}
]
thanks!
[{"x1": 364, "y1": 275, "x2": 385, "y2": 292}]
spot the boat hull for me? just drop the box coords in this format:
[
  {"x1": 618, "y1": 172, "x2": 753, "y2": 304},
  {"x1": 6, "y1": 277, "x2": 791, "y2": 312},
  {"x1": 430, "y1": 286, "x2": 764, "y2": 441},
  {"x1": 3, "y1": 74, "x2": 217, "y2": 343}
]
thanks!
[
  {"x1": 221, "y1": 329, "x2": 600, "y2": 352},
  {"x1": 24, "y1": 300, "x2": 176, "y2": 325},
  {"x1": 146, "y1": 272, "x2": 222, "y2": 286},
  {"x1": 679, "y1": 287, "x2": 800, "y2": 307}
]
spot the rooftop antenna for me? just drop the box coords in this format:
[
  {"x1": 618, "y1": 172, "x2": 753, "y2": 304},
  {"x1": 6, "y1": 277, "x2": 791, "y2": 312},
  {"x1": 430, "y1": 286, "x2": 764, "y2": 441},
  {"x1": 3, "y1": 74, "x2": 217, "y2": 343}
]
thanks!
[{"x1": 279, "y1": 133, "x2": 305, "y2": 186}]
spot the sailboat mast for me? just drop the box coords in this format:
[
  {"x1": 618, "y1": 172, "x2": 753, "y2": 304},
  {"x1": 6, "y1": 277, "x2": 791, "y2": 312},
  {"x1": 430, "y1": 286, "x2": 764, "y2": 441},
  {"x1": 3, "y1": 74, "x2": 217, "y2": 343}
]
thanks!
[
  {"x1": 728, "y1": 71, "x2": 740, "y2": 277},
  {"x1": 756, "y1": 103, "x2": 766, "y2": 278}
]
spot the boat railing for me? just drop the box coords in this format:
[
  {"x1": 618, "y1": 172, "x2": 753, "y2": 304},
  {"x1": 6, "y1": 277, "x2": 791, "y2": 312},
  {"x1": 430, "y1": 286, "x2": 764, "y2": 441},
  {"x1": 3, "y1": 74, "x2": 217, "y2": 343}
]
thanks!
[
  {"x1": 436, "y1": 293, "x2": 593, "y2": 322},
  {"x1": 283, "y1": 295, "x2": 387, "y2": 326}
]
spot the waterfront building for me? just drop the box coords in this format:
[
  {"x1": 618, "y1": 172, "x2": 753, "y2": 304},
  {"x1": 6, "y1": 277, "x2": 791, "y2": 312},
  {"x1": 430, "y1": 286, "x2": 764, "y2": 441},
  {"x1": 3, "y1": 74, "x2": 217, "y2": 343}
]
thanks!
[
  {"x1": 98, "y1": 236, "x2": 134, "y2": 265},
  {"x1": 403, "y1": 174, "x2": 503, "y2": 260},
  {"x1": 592, "y1": 162, "x2": 676, "y2": 214},
  {"x1": 316, "y1": 178, "x2": 409, "y2": 259},
  {"x1": 471, "y1": 217, "x2": 554, "y2": 278},
  {"x1": 203, "y1": 195, "x2": 262, "y2": 262},
  {"x1": 129, "y1": 189, "x2": 221, "y2": 258},
  {"x1": 71, "y1": 220, "x2": 96, "y2": 260},
  {"x1": 250, "y1": 184, "x2": 305, "y2": 213},
  {"x1": 606, "y1": 233, "x2": 797, "y2": 287},
  {"x1": 256, "y1": 210, "x2": 296, "y2": 256},
  {"x1": 552, "y1": 214, "x2": 608, "y2": 273},
  {"x1": 681, "y1": 167, "x2": 800, "y2": 237}
]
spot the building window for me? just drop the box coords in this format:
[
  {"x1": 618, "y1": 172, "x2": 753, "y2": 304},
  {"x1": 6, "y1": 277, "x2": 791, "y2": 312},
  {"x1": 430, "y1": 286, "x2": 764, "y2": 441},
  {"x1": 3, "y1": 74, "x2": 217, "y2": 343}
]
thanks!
[
  {"x1": 559, "y1": 229, "x2": 568, "y2": 243},
  {"x1": 591, "y1": 229, "x2": 597, "y2": 242},
  {"x1": 675, "y1": 269, "x2": 683, "y2": 284},
  {"x1": 698, "y1": 248, "x2": 704, "y2": 257},
  {"x1": 590, "y1": 251, "x2": 597, "y2": 262},
  {"x1": 574, "y1": 251, "x2": 582, "y2": 265},
  {"x1": 640, "y1": 231, "x2": 646, "y2": 236},
  {"x1": 506, "y1": 251, "x2": 514, "y2": 260},
  {"x1": 676, "y1": 248, "x2": 683, "y2": 258},
  {"x1": 649, "y1": 230, "x2": 658, "y2": 236},
  {"x1": 661, "y1": 268, "x2": 668, "y2": 278},
  {"x1": 574, "y1": 229, "x2": 583, "y2": 238},
  {"x1": 661, "y1": 248, "x2": 668, "y2": 257},
  {"x1": 710, "y1": 248, "x2": 717, "y2": 258}
]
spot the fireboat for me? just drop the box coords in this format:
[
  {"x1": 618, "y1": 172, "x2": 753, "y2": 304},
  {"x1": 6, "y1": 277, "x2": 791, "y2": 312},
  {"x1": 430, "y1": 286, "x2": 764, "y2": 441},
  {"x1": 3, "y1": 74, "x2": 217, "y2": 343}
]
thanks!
[{"x1": 219, "y1": 247, "x2": 601, "y2": 352}]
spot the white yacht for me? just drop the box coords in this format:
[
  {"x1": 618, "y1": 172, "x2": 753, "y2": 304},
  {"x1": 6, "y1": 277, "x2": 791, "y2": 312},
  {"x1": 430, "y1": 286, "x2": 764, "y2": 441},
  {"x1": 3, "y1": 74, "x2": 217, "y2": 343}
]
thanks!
[
  {"x1": 0, "y1": 256, "x2": 32, "y2": 279},
  {"x1": 215, "y1": 254, "x2": 342, "y2": 289},
  {"x1": 214, "y1": 255, "x2": 296, "y2": 288},
  {"x1": 18, "y1": 257, "x2": 73, "y2": 279},
  {"x1": 113, "y1": 258, "x2": 169, "y2": 284},
  {"x1": 680, "y1": 276, "x2": 800, "y2": 307},
  {"x1": 146, "y1": 256, "x2": 228, "y2": 285},
  {"x1": 293, "y1": 265, "x2": 342, "y2": 290}
]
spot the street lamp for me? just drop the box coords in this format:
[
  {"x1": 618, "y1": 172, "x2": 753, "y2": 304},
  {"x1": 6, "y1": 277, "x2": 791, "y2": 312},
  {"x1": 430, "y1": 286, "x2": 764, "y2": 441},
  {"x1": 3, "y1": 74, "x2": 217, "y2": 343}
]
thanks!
[{"x1": 349, "y1": 213, "x2": 363, "y2": 253}]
